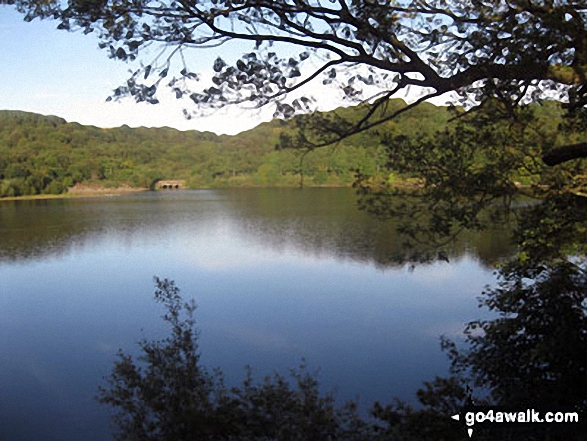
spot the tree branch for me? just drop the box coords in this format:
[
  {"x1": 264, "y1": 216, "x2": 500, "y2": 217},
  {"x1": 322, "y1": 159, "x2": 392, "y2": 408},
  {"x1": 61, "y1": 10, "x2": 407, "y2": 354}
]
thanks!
[{"x1": 543, "y1": 143, "x2": 587, "y2": 166}]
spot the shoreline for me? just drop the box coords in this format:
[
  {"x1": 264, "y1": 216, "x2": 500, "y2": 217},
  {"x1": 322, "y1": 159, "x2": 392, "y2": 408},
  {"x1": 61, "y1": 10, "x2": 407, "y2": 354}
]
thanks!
[
  {"x1": 0, "y1": 182, "x2": 359, "y2": 202},
  {"x1": 0, "y1": 185, "x2": 351, "y2": 201},
  {"x1": 0, "y1": 186, "x2": 150, "y2": 202},
  {"x1": 0, "y1": 180, "x2": 428, "y2": 202},
  {"x1": 2, "y1": 180, "x2": 560, "y2": 203}
]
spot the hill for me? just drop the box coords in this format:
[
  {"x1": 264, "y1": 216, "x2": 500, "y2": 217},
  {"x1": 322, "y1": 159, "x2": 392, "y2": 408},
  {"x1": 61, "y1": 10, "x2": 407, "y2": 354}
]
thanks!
[{"x1": 0, "y1": 100, "x2": 559, "y2": 198}]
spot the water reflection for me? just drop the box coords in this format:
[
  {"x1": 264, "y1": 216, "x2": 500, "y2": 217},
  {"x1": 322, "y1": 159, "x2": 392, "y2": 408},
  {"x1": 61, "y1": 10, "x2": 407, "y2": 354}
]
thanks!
[
  {"x1": 222, "y1": 188, "x2": 516, "y2": 268},
  {"x1": 0, "y1": 189, "x2": 515, "y2": 268},
  {"x1": 0, "y1": 189, "x2": 514, "y2": 441}
]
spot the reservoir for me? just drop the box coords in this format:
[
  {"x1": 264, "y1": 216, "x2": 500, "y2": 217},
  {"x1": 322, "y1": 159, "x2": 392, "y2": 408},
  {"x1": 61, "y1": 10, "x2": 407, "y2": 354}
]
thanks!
[{"x1": 0, "y1": 188, "x2": 512, "y2": 441}]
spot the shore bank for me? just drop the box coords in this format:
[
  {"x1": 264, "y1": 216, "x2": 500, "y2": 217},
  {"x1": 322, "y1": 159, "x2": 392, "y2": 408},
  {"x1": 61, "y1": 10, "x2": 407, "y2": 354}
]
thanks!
[{"x1": 0, "y1": 184, "x2": 149, "y2": 202}]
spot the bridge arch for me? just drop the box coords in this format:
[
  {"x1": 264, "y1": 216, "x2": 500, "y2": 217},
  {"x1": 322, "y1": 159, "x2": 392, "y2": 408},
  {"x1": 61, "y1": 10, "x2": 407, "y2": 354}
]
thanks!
[{"x1": 153, "y1": 180, "x2": 186, "y2": 190}]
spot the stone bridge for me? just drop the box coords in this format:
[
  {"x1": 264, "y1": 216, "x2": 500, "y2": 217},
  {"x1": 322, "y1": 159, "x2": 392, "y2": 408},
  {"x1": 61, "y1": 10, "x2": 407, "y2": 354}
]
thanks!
[{"x1": 155, "y1": 180, "x2": 186, "y2": 190}]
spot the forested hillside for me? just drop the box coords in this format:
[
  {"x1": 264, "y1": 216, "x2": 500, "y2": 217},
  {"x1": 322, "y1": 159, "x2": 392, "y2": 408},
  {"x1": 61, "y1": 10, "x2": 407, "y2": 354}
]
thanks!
[{"x1": 0, "y1": 99, "x2": 560, "y2": 198}]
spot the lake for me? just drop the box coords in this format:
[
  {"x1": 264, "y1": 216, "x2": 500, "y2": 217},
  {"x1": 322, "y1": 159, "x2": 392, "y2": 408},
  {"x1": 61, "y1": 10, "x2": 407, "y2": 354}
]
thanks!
[{"x1": 0, "y1": 188, "x2": 513, "y2": 441}]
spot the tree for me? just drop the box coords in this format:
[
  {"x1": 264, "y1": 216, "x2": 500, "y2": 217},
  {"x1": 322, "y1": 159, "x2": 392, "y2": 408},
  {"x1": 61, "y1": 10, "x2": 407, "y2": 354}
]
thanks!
[
  {"x1": 439, "y1": 260, "x2": 587, "y2": 441},
  {"x1": 97, "y1": 277, "x2": 352, "y2": 440},
  {"x1": 9, "y1": 1, "x2": 587, "y2": 165},
  {"x1": 351, "y1": 101, "x2": 550, "y2": 255},
  {"x1": 446, "y1": 261, "x2": 587, "y2": 409},
  {"x1": 98, "y1": 277, "x2": 479, "y2": 440}
]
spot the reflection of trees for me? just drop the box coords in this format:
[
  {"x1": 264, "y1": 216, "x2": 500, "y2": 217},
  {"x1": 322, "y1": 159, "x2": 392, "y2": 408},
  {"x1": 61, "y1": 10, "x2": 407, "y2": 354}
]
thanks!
[
  {"x1": 0, "y1": 194, "x2": 226, "y2": 263},
  {"x1": 0, "y1": 199, "x2": 101, "y2": 262},
  {"x1": 0, "y1": 189, "x2": 515, "y2": 269},
  {"x1": 224, "y1": 188, "x2": 515, "y2": 269},
  {"x1": 322, "y1": 194, "x2": 585, "y2": 439},
  {"x1": 0, "y1": 198, "x2": 150, "y2": 263},
  {"x1": 514, "y1": 193, "x2": 587, "y2": 265},
  {"x1": 359, "y1": 104, "x2": 586, "y2": 438}
]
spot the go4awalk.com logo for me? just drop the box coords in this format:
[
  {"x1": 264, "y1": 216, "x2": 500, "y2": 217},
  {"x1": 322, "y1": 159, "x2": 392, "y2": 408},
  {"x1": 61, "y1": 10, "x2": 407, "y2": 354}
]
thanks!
[{"x1": 450, "y1": 406, "x2": 584, "y2": 438}]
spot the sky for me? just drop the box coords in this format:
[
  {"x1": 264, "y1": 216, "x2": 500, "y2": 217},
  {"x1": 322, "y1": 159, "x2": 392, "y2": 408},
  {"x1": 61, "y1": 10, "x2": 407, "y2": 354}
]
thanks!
[
  {"x1": 1, "y1": 7, "x2": 276, "y2": 134},
  {"x1": 1, "y1": 6, "x2": 452, "y2": 135}
]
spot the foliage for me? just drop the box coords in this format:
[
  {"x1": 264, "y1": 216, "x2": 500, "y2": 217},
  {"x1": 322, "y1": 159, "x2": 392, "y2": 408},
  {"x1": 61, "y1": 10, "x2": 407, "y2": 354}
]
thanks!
[
  {"x1": 515, "y1": 193, "x2": 587, "y2": 265},
  {"x1": 8, "y1": 3, "x2": 587, "y2": 438},
  {"x1": 97, "y1": 278, "x2": 352, "y2": 440},
  {"x1": 100, "y1": 261, "x2": 586, "y2": 440},
  {"x1": 447, "y1": 261, "x2": 587, "y2": 408},
  {"x1": 97, "y1": 278, "x2": 225, "y2": 440},
  {"x1": 437, "y1": 260, "x2": 587, "y2": 441},
  {"x1": 352, "y1": 101, "x2": 587, "y2": 259},
  {"x1": 0, "y1": 101, "x2": 449, "y2": 197},
  {"x1": 436, "y1": 190, "x2": 587, "y2": 440},
  {"x1": 2, "y1": 97, "x2": 580, "y2": 199},
  {"x1": 97, "y1": 278, "x2": 353, "y2": 440},
  {"x1": 98, "y1": 278, "x2": 473, "y2": 440}
]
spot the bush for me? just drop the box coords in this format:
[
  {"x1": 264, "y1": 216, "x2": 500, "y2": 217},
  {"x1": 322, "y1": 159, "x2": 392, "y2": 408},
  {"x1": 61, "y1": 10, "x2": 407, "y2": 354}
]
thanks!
[
  {"x1": 45, "y1": 180, "x2": 64, "y2": 194},
  {"x1": 97, "y1": 278, "x2": 367, "y2": 441}
]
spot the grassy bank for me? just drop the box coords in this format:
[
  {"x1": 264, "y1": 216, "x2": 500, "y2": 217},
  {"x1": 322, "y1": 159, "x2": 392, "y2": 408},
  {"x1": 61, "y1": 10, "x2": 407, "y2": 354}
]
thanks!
[{"x1": 0, "y1": 185, "x2": 149, "y2": 202}]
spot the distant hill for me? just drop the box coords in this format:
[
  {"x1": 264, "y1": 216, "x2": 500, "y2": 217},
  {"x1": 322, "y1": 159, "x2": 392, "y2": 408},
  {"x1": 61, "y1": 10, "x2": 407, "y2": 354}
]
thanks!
[{"x1": 0, "y1": 100, "x2": 559, "y2": 198}]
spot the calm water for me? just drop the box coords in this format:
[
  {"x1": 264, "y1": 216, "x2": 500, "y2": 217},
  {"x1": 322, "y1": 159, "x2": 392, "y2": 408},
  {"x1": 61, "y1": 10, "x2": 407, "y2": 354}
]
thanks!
[{"x1": 0, "y1": 189, "x2": 513, "y2": 441}]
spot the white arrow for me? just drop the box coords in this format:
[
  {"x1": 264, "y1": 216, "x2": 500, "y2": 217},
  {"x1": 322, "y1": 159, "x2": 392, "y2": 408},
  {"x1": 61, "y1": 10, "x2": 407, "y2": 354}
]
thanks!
[
  {"x1": 468, "y1": 428, "x2": 473, "y2": 438},
  {"x1": 451, "y1": 414, "x2": 460, "y2": 421}
]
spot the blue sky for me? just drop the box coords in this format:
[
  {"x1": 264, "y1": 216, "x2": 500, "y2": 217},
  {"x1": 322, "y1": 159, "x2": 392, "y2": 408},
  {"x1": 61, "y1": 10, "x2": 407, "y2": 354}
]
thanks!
[{"x1": 0, "y1": 7, "x2": 280, "y2": 134}]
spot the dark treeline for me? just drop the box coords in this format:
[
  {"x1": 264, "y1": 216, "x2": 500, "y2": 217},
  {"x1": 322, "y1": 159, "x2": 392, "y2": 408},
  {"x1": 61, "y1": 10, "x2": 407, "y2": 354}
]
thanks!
[{"x1": 0, "y1": 99, "x2": 563, "y2": 198}]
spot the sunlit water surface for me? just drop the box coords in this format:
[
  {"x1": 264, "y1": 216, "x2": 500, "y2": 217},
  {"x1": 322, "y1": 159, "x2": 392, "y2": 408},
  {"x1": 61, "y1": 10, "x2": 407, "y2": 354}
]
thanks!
[{"x1": 0, "y1": 189, "x2": 512, "y2": 441}]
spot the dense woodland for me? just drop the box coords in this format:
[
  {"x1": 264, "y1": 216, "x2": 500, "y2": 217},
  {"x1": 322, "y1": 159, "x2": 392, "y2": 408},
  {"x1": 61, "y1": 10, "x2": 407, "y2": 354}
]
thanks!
[{"x1": 0, "y1": 99, "x2": 568, "y2": 198}]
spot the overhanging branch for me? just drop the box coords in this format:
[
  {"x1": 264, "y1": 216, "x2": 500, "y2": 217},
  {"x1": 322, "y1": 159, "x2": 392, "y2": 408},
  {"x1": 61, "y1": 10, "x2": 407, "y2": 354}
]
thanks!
[{"x1": 543, "y1": 143, "x2": 587, "y2": 166}]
